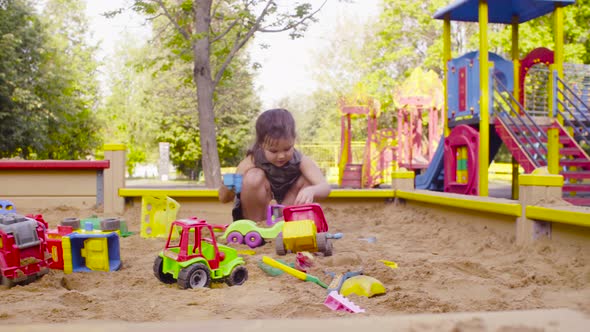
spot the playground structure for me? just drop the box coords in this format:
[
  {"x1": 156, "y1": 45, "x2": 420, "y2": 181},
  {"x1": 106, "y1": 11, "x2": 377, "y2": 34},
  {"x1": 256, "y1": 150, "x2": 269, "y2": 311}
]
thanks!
[
  {"x1": 0, "y1": 2, "x2": 586, "y2": 258},
  {"x1": 338, "y1": 97, "x2": 397, "y2": 188},
  {"x1": 338, "y1": 71, "x2": 444, "y2": 188},
  {"x1": 414, "y1": 0, "x2": 590, "y2": 206},
  {"x1": 396, "y1": 96, "x2": 443, "y2": 172}
]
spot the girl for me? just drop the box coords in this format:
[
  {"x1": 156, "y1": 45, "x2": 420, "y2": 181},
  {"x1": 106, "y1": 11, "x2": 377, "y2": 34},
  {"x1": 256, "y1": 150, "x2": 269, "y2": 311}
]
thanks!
[{"x1": 218, "y1": 108, "x2": 331, "y2": 222}]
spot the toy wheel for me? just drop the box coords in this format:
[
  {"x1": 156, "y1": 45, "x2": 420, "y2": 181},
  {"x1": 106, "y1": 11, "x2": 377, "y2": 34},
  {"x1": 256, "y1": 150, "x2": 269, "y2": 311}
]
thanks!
[
  {"x1": 324, "y1": 238, "x2": 333, "y2": 257},
  {"x1": 61, "y1": 217, "x2": 80, "y2": 229},
  {"x1": 316, "y1": 232, "x2": 332, "y2": 256},
  {"x1": 100, "y1": 217, "x2": 121, "y2": 231},
  {"x1": 226, "y1": 265, "x2": 248, "y2": 286},
  {"x1": 275, "y1": 233, "x2": 286, "y2": 256},
  {"x1": 153, "y1": 256, "x2": 175, "y2": 284},
  {"x1": 178, "y1": 263, "x2": 211, "y2": 289},
  {"x1": 226, "y1": 231, "x2": 244, "y2": 245},
  {"x1": 1, "y1": 276, "x2": 15, "y2": 288},
  {"x1": 244, "y1": 231, "x2": 264, "y2": 248}
]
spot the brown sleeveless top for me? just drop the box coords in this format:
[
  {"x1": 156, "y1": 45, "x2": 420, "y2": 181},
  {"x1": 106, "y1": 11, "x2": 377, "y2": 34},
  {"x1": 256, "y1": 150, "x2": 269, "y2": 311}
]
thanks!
[{"x1": 253, "y1": 148, "x2": 302, "y2": 203}]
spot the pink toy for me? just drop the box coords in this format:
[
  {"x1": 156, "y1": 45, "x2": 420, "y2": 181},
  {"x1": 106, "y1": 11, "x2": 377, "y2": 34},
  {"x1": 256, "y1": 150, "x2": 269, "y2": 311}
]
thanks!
[
  {"x1": 294, "y1": 252, "x2": 314, "y2": 272},
  {"x1": 283, "y1": 203, "x2": 328, "y2": 232},
  {"x1": 324, "y1": 291, "x2": 365, "y2": 313}
]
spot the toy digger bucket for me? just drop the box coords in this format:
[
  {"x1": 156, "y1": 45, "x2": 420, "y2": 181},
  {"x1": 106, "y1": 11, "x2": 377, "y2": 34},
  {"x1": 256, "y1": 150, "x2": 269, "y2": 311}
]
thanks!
[
  {"x1": 283, "y1": 203, "x2": 328, "y2": 232},
  {"x1": 141, "y1": 195, "x2": 180, "y2": 238}
]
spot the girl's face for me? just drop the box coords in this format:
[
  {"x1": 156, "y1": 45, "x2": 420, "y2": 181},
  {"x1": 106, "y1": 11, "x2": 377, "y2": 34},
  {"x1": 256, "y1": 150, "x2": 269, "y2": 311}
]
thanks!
[{"x1": 263, "y1": 137, "x2": 295, "y2": 167}]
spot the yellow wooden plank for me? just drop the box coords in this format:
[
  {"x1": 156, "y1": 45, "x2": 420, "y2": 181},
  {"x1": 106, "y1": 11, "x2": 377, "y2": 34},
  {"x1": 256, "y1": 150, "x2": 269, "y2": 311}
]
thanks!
[
  {"x1": 396, "y1": 190, "x2": 521, "y2": 217},
  {"x1": 526, "y1": 206, "x2": 590, "y2": 228},
  {"x1": 119, "y1": 188, "x2": 218, "y2": 197},
  {"x1": 328, "y1": 189, "x2": 394, "y2": 198}
]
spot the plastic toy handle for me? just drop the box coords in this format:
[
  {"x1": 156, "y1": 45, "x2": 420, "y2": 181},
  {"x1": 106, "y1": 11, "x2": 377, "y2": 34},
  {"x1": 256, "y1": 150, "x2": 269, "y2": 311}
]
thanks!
[
  {"x1": 262, "y1": 256, "x2": 306, "y2": 280},
  {"x1": 326, "y1": 233, "x2": 343, "y2": 239},
  {"x1": 262, "y1": 256, "x2": 327, "y2": 288}
]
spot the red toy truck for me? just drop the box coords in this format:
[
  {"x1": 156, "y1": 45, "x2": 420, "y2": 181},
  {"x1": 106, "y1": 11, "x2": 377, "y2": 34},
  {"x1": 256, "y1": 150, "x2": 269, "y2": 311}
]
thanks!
[{"x1": 0, "y1": 214, "x2": 51, "y2": 287}]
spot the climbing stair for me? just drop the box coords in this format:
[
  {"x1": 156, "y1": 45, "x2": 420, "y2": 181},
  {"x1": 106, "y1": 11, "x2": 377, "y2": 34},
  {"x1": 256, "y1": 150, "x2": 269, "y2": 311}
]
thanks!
[
  {"x1": 493, "y1": 74, "x2": 590, "y2": 206},
  {"x1": 495, "y1": 119, "x2": 590, "y2": 204}
]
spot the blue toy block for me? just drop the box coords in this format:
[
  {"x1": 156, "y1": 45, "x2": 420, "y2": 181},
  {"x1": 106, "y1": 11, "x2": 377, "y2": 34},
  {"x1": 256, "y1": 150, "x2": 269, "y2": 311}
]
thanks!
[
  {"x1": 223, "y1": 173, "x2": 243, "y2": 194},
  {"x1": 0, "y1": 200, "x2": 16, "y2": 215}
]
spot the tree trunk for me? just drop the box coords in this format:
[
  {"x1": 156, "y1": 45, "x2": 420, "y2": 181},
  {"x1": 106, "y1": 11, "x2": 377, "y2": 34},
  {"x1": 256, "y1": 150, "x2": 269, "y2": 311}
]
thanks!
[{"x1": 193, "y1": 0, "x2": 221, "y2": 188}]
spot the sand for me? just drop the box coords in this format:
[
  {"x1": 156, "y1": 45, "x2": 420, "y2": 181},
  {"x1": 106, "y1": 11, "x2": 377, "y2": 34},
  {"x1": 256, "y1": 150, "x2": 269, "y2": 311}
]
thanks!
[{"x1": 1, "y1": 202, "x2": 589, "y2": 331}]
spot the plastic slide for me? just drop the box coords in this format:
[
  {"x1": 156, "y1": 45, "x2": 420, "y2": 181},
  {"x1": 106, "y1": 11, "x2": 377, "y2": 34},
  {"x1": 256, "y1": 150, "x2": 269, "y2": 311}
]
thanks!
[{"x1": 415, "y1": 135, "x2": 445, "y2": 191}]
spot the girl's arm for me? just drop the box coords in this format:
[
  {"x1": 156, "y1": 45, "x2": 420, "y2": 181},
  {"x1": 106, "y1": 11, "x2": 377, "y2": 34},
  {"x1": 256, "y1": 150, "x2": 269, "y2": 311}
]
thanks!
[
  {"x1": 295, "y1": 155, "x2": 332, "y2": 204},
  {"x1": 218, "y1": 156, "x2": 255, "y2": 203}
]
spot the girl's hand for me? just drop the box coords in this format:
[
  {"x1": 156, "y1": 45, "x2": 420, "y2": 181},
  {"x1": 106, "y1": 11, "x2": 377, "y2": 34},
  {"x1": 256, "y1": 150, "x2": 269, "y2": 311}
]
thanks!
[{"x1": 294, "y1": 187, "x2": 315, "y2": 205}]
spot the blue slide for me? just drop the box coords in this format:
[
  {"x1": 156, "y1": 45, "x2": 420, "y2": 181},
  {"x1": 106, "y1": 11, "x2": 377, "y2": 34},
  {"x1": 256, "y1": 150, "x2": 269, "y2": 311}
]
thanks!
[{"x1": 415, "y1": 135, "x2": 445, "y2": 191}]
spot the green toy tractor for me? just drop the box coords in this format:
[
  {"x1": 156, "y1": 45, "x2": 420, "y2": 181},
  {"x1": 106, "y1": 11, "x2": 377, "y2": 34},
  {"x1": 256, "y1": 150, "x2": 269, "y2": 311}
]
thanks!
[{"x1": 153, "y1": 217, "x2": 248, "y2": 289}]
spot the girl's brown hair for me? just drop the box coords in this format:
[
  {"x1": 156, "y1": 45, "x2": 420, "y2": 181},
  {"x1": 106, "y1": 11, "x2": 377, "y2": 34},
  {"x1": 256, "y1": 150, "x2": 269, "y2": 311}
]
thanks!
[{"x1": 249, "y1": 108, "x2": 296, "y2": 154}]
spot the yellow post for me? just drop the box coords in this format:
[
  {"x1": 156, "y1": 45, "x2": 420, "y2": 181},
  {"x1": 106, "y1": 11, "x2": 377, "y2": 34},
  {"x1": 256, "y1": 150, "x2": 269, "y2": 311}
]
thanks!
[
  {"x1": 547, "y1": 126, "x2": 559, "y2": 175},
  {"x1": 511, "y1": 15, "x2": 520, "y2": 200},
  {"x1": 103, "y1": 143, "x2": 127, "y2": 214},
  {"x1": 443, "y1": 17, "x2": 451, "y2": 137},
  {"x1": 478, "y1": 0, "x2": 489, "y2": 197},
  {"x1": 553, "y1": 4, "x2": 564, "y2": 125}
]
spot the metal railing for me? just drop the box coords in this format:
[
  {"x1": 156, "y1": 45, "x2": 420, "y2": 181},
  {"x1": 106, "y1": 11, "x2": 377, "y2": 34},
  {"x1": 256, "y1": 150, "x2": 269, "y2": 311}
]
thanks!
[
  {"x1": 492, "y1": 75, "x2": 547, "y2": 168},
  {"x1": 554, "y1": 72, "x2": 590, "y2": 151}
]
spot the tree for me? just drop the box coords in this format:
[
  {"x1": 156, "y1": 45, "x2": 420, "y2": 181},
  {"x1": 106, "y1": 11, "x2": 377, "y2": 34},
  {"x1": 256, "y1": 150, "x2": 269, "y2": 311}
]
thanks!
[
  {"x1": 0, "y1": 0, "x2": 46, "y2": 156},
  {"x1": 487, "y1": 0, "x2": 590, "y2": 63},
  {"x1": 37, "y1": 0, "x2": 102, "y2": 159},
  {"x1": 99, "y1": 35, "x2": 160, "y2": 176},
  {"x1": 100, "y1": 25, "x2": 260, "y2": 179},
  {"x1": 124, "y1": 0, "x2": 326, "y2": 188}
]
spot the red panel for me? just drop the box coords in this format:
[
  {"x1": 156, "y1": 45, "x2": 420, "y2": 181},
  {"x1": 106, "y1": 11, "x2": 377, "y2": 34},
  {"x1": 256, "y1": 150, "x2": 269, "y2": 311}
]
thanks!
[
  {"x1": 458, "y1": 67, "x2": 467, "y2": 111},
  {"x1": 0, "y1": 160, "x2": 110, "y2": 170}
]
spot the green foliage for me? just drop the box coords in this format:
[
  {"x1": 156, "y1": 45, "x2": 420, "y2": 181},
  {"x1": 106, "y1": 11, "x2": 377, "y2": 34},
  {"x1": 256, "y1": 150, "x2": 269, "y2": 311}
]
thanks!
[
  {"x1": 487, "y1": 1, "x2": 590, "y2": 62},
  {"x1": 37, "y1": 0, "x2": 102, "y2": 159},
  {"x1": 99, "y1": 25, "x2": 260, "y2": 178},
  {"x1": 0, "y1": 0, "x2": 100, "y2": 159},
  {"x1": 0, "y1": 0, "x2": 46, "y2": 156}
]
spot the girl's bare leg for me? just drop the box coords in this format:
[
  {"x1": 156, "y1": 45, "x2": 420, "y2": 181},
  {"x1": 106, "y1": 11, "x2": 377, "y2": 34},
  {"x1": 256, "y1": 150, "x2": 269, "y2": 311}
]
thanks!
[
  {"x1": 281, "y1": 176, "x2": 311, "y2": 206},
  {"x1": 240, "y1": 168, "x2": 272, "y2": 222}
]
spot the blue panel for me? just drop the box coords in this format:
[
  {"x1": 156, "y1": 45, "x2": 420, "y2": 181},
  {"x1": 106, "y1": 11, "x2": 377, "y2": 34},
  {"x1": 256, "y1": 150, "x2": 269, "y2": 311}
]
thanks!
[
  {"x1": 433, "y1": 0, "x2": 575, "y2": 24},
  {"x1": 447, "y1": 51, "x2": 514, "y2": 124}
]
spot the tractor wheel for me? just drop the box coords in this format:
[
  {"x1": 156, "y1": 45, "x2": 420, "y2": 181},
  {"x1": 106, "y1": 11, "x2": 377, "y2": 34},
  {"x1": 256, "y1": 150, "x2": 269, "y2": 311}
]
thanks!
[
  {"x1": 226, "y1": 265, "x2": 248, "y2": 286},
  {"x1": 244, "y1": 231, "x2": 264, "y2": 248},
  {"x1": 275, "y1": 233, "x2": 286, "y2": 256},
  {"x1": 226, "y1": 231, "x2": 244, "y2": 245},
  {"x1": 177, "y1": 263, "x2": 211, "y2": 289},
  {"x1": 153, "y1": 256, "x2": 175, "y2": 284},
  {"x1": 61, "y1": 217, "x2": 80, "y2": 230}
]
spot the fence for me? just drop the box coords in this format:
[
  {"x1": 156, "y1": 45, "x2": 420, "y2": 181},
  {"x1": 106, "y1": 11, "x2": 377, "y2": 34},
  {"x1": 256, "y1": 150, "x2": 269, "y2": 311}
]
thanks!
[{"x1": 296, "y1": 141, "x2": 365, "y2": 184}]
